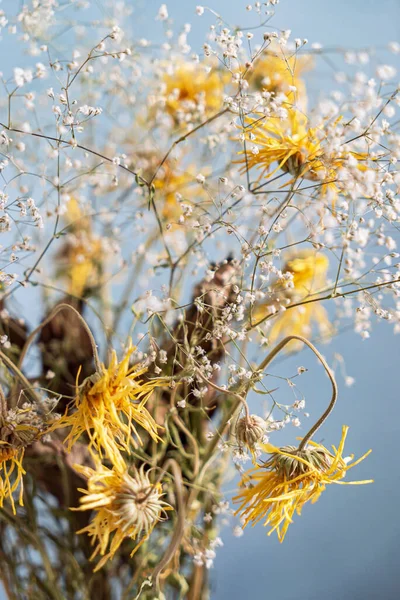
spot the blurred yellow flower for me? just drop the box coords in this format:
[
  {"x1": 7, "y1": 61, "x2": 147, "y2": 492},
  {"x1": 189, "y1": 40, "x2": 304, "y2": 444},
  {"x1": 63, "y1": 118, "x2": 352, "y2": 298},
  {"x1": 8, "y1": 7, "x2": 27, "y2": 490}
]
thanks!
[
  {"x1": 57, "y1": 197, "x2": 103, "y2": 297},
  {"x1": 268, "y1": 302, "x2": 332, "y2": 344},
  {"x1": 284, "y1": 251, "x2": 330, "y2": 294},
  {"x1": 73, "y1": 458, "x2": 170, "y2": 571},
  {"x1": 52, "y1": 342, "x2": 164, "y2": 463},
  {"x1": 254, "y1": 250, "x2": 333, "y2": 344},
  {"x1": 163, "y1": 61, "x2": 229, "y2": 120},
  {"x1": 154, "y1": 161, "x2": 207, "y2": 222},
  {"x1": 245, "y1": 48, "x2": 313, "y2": 109},
  {"x1": 234, "y1": 425, "x2": 372, "y2": 542}
]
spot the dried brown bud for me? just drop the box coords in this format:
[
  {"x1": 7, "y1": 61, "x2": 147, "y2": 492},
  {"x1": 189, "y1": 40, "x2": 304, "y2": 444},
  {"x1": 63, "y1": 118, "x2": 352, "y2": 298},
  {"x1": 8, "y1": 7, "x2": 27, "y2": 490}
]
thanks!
[{"x1": 236, "y1": 414, "x2": 266, "y2": 449}]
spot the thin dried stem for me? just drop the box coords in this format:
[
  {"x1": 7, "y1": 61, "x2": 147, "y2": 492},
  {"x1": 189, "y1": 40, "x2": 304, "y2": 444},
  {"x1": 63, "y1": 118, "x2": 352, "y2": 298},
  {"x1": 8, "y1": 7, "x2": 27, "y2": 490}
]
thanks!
[
  {"x1": 151, "y1": 459, "x2": 186, "y2": 588},
  {"x1": 257, "y1": 335, "x2": 338, "y2": 450},
  {"x1": 0, "y1": 350, "x2": 42, "y2": 405},
  {"x1": 17, "y1": 303, "x2": 101, "y2": 373}
]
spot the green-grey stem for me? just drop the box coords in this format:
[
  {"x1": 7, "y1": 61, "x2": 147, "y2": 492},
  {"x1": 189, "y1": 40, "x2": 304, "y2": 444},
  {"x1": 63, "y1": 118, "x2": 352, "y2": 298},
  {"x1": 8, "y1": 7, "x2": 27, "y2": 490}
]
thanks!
[
  {"x1": 256, "y1": 335, "x2": 338, "y2": 451},
  {"x1": 151, "y1": 459, "x2": 185, "y2": 588},
  {"x1": 0, "y1": 385, "x2": 7, "y2": 417},
  {"x1": 0, "y1": 350, "x2": 43, "y2": 405}
]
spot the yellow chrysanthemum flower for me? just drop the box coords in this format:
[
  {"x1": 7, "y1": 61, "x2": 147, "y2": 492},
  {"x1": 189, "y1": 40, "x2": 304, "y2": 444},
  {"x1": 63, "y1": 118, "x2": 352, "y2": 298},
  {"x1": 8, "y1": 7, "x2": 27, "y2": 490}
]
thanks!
[
  {"x1": 1, "y1": 405, "x2": 53, "y2": 513},
  {"x1": 239, "y1": 110, "x2": 372, "y2": 202},
  {"x1": 163, "y1": 61, "x2": 229, "y2": 120},
  {"x1": 254, "y1": 250, "x2": 333, "y2": 344},
  {"x1": 52, "y1": 342, "x2": 164, "y2": 463},
  {"x1": 245, "y1": 48, "x2": 313, "y2": 109},
  {"x1": 234, "y1": 425, "x2": 372, "y2": 542},
  {"x1": 73, "y1": 457, "x2": 170, "y2": 571},
  {"x1": 57, "y1": 197, "x2": 103, "y2": 297}
]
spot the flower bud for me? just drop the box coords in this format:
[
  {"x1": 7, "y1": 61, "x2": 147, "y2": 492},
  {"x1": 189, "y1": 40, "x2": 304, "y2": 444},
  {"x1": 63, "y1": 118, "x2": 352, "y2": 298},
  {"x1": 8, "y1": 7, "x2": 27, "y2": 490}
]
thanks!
[{"x1": 236, "y1": 414, "x2": 266, "y2": 449}]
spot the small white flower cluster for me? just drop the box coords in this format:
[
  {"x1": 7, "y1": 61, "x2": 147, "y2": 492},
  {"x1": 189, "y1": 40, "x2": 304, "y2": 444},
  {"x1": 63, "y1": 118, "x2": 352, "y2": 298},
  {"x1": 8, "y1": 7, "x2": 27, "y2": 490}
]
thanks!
[{"x1": 193, "y1": 537, "x2": 224, "y2": 569}]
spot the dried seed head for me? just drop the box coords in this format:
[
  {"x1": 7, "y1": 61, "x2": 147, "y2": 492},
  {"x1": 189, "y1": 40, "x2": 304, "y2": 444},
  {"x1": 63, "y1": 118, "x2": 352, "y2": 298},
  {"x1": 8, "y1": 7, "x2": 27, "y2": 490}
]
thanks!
[
  {"x1": 111, "y1": 467, "x2": 168, "y2": 536},
  {"x1": 265, "y1": 445, "x2": 334, "y2": 479},
  {"x1": 237, "y1": 414, "x2": 266, "y2": 449},
  {"x1": 0, "y1": 404, "x2": 52, "y2": 451}
]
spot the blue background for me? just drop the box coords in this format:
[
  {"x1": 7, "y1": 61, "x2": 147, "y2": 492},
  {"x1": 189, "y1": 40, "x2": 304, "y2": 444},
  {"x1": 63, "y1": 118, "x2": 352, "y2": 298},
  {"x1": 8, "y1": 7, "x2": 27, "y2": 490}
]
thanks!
[{"x1": 1, "y1": 1, "x2": 399, "y2": 598}]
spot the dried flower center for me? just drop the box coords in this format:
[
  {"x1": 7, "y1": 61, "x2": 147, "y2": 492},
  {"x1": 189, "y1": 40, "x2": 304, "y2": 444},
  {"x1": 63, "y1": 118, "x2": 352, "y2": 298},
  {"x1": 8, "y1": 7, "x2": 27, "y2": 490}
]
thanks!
[
  {"x1": 111, "y1": 474, "x2": 166, "y2": 536},
  {"x1": 265, "y1": 445, "x2": 333, "y2": 479},
  {"x1": 1, "y1": 406, "x2": 49, "y2": 450},
  {"x1": 132, "y1": 489, "x2": 151, "y2": 505},
  {"x1": 283, "y1": 152, "x2": 307, "y2": 176}
]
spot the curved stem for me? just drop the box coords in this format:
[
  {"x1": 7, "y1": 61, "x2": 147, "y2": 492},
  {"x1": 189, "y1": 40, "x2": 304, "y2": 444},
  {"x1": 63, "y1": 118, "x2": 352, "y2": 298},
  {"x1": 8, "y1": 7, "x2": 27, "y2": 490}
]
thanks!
[
  {"x1": 195, "y1": 368, "x2": 250, "y2": 421},
  {"x1": 151, "y1": 459, "x2": 185, "y2": 589},
  {"x1": 18, "y1": 303, "x2": 101, "y2": 373},
  {"x1": 257, "y1": 335, "x2": 338, "y2": 451},
  {"x1": 172, "y1": 413, "x2": 200, "y2": 478},
  {"x1": 0, "y1": 385, "x2": 7, "y2": 417},
  {"x1": 0, "y1": 350, "x2": 42, "y2": 405}
]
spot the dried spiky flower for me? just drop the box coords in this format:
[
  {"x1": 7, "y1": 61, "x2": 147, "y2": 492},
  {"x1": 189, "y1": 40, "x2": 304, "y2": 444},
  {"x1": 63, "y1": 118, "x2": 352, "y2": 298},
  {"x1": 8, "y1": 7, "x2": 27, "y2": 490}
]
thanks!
[
  {"x1": 51, "y1": 342, "x2": 165, "y2": 464},
  {"x1": 236, "y1": 414, "x2": 266, "y2": 450},
  {"x1": 238, "y1": 110, "x2": 374, "y2": 203},
  {"x1": 73, "y1": 457, "x2": 171, "y2": 571},
  {"x1": 0, "y1": 403, "x2": 53, "y2": 513},
  {"x1": 234, "y1": 426, "x2": 372, "y2": 542}
]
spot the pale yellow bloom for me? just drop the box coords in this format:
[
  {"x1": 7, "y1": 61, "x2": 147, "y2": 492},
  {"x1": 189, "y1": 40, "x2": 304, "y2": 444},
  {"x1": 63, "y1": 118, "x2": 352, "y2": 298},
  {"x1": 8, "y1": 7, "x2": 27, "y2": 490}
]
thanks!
[
  {"x1": 234, "y1": 425, "x2": 372, "y2": 542},
  {"x1": 51, "y1": 342, "x2": 164, "y2": 464},
  {"x1": 73, "y1": 457, "x2": 170, "y2": 571},
  {"x1": 163, "y1": 61, "x2": 229, "y2": 120},
  {"x1": 153, "y1": 161, "x2": 208, "y2": 222},
  {"x1": 284, "y1": 252, "x2": 330, "y2": 293},
  {"x1": 58, "y1": 197, "x2": 103, "y2": 297},
  {"x1": 254, "y1": 250, "x2": 333, "y2": 344},
  {"x1": 245, "y1": 49, "x2": 313, "y2": 109}
]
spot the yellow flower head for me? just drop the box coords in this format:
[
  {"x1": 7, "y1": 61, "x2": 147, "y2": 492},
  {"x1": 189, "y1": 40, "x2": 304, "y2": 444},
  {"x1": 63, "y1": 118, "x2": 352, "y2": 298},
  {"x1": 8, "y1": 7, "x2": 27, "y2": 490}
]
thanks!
[
  {"x1": 124, "y1": 150, "x2": 208, "y2": 224},
  {"x1": 238, "y1": 110, "x2": 372, "y2": 202},
  {"x1": 153, "y1": 161, "x2": 208, "y2": 222},
  {"x1": 162, "y1": 61, "x2": 228, "y2": 120},
  {"x1": 234, "y1": 425, "x2": 372, "y2": 542},
  {"x1": 284, "y1": 250, "x2": 329, "y2": 294},
  {"x1": 73, "y1": 458, "x2": 170, "y2": 571},
  {"x1": 53, "y1": 342, "x2": 164, "y2": 463},
  {"x1": 245, "y1": 48, "x2": 313, "y2": 109},
  {"x1": 57, "y1": 197, "x2": 103, "y2": 297},
  {"x1": 254, "y1": 250, "x2": 332, "y2": 344},
  {"x1": 1, "y1": 404, "x2": 52, "y2": 513}
]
